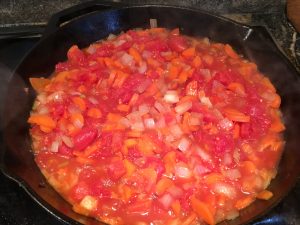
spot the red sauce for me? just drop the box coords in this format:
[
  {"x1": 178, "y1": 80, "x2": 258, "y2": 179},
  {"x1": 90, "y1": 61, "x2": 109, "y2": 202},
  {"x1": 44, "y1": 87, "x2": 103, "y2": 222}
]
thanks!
[{"x1": 29, "y1": 28, "x2": 285, "y2": 225}]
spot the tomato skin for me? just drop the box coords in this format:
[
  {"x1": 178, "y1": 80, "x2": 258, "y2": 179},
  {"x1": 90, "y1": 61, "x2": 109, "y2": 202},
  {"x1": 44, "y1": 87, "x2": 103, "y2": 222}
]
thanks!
[
  {"x1": 73, "y1": 128, "x2": 98, "y2": 151},
  {"x1": 169, "y1": 36, "x2": 188, "y2": 52},
  {"x1": 58, "y1": 143, "x2": 73, "y2": 156}
]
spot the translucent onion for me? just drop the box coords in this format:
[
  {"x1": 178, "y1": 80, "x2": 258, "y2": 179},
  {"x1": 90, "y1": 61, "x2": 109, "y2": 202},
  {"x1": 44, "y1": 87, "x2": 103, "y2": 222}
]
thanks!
[
  {"x1": 61, "y1": 135, "x2": 74, "y2": 148},
  {"x1": 159, "y1": 193, "x2": 173, "y2": 209},
  {"x1": 50, "y1": 140, "x2": 60, "y2": 153},
  {"x1": 177, "y1": 137, "x2": 191, "y2": 152},
  {"x1": 175, "y1": 164, "x2": 192, "y2": 179},
  {"x1": 37, "y1": 106, "x2": 49, "y2": 115},
  {"x1": 189, "y1": 112, "x2": 202, "y2": 126},
  {"x1": 194, "y1": 165, "x2": 211, "y2": 175},
  {"x1": 199, "y1": 69, "x2": 211, "y2": 80},
  {"x1": 88, "y1": 97, "x2": 99, "y2": 105},
  {"x1": 213, "y1": 183, "x2": 236, "y2": 198},
  {"x1": 224, "y1": 169, "x2": 241, "y2": 180},
  {"x1": 164, "y1": 90, "x2": 179, "y2": 104},
  {"x1": 119, "y1": 117, "x2": 131, "y2": 128},
  {"x1": 138, "y1": 61, "x2": 147, "y2": 74},
  {"x1": 170, "y1": 125, "x2": 183, "y2": 138},
  {"x1": 47, "y1": 91, "x2": 64, "y2": 102},
  {"x1": 219, "y1": 118, "x2": 233, "y2": 131},
  {"x1": 73, "y1": 118, "x2": 84, "y2": 129},
  {"x1": 120, "y1": 53, "x2": 134, "y2": 66},
  {"x1": 195, "y1": 146, "x2": 211, "y2": 162},
  {"x1": 175, "y1": 101, "x2": 192, "y2": 114},
  {"x1": 154, "y1": 101, "x2": 167, "y2": 113},
  {"x1": 86, "y1": 44, "x2": 97, "y2": 54},
  {"x1": 144, "y1": 118, "x2": 155, "y2": 129},
  {"x1": 200, "y1": 96, "x2": 212, "y2": 108},
  {"x1": 107, "y1": 33, "x2": 116, "y2": 40},
  {"x1": 138, "y1": 104, "x2": 150, "y2": 115},
  {"x1": 137, "y1": 79, "x2": 151, "y2": 94},
  {"x1": 168, "y1": 185, "x2": 183, "y2": 198},
  {"x1": 114, "y1": 39, "x2": 126, "y2": 47}
]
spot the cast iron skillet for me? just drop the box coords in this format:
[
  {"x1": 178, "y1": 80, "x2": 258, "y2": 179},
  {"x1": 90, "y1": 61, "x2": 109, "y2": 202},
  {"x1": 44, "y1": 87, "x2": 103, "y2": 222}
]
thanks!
[{"x1": 1, "y1": 1, "x2": 300, "y2": 224}]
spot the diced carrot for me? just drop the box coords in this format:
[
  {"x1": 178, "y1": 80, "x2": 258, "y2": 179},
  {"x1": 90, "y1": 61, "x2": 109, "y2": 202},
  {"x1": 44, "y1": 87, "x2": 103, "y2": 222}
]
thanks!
[
  {"x1": 182, "y1": 213, "x2": 197, "y2": 225},
  {"x1": 129, "y1": 93, "x2": 139, "y2": 106},
  {"x1": 224, "y1": 44, "x2": 239, "y2": 59},
  {"x1": 54, "y1": 71, "x2": 71, "y2": 82},
  {"x1": 258, "y1": 134, "x2": 277, "y2": 152},
  {"x1": 120, "y1": 184, "x2": 133, "y2": 201},
  {"x1": 240, "y1": 161, "x2": 256, "y2": 174},
  {"x1": 269, "y1": 110, "x2": 285, "y2": 132},
  {"x1": 129, "y1": 47, "x2": 142, "y2": 64},
  {"x1": 223, "y1": 108, "x2": 250, "y2": 123},
  {"x1": 178, "y1": 69, "x2": 189, "y2": 84},
  {"x1": 261, "y1": 77, "x2": 276, "y2": 92},
  {"x1": 203, "y1": 54, "x2": 214, "y2": 65},
  {"x1": 107, "y1": 70, "x2": 117, "y2": 86},
  {"x1": 271, "y1": 94, "x2": 281, "y2": 108},
  {"x1": 123, "y1": 159, "x2": 136, "y2": 176},
  {"x1": 257, "y1": 190, "x2": 273, "y2": 200},
  {"x1": 87, "y1": 108, "x2": 102, "y2": 119},
  {"x1": 28, "y1": 114, "x2": 56, "y2": 130},
  {"x1": 113, "y1": 71, "x2": 129, "y2": 88},
  {"x1": 72, "y1": 96, "x2": 86, "y2": 111},
  {"x1": 147, "y1": 57, "x2": 160, "y2": 68},
  {"x1": 29, "y1": 77, "x2": 51, "y2": 93},
  {"x1": 40, "y1": 125, "x2": 53, "y2": 133},
  {"x1": 233, "y1": 123, "x2": 240, "y2": 139},
  {"x1": 155, "y1": 178, "x2": 173, "y2": 195},
  {"x1": 182, "y1": 47, "x2": 195, "y2": 58},
  {"x1": 137, "y1": 138, "x2": 156, "y2": 155},
  {"x1": 117, "y1": 104, "x2": 130, "y2": 112},
  {"x1": 106, "y1": 113, "x2": 122, "y2": 122},
  {"x1": 192, "y1": 55, "x2": 202, "y2": 68},
  {"x1": 168, "y1": 63, "x2": 181, "y2": 80},
  {"x1": 204, "y1": 173, "x2": 223, "y2": 185},
  {"x1": 227, "y1": 82, "x2": 246, "y2": 96},
  {"x1": 124, "y1": 139, "x2": 138, "y2": 148},
  {"x1": 191, "y1": 195, "x2": 215, "y2": 225},
  {"x1": 234, "y1": 196, "x2": 254, "y2": 210},
  {"x1": 102, "y1": 123, "x2": 125, "y2": 131},
  {"x1": 126, "y1": 130, "x2": 142, "y2": 138},
  {"x1": 171, "y1": 200, "x2": 181, "y2": 216}
]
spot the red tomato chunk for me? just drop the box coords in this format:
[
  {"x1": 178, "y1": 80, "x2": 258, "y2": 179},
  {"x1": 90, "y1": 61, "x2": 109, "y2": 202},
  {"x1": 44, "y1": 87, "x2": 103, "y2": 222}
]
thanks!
[{"x1": 29, "y1": 27, "x2": 284, "y2": 225}]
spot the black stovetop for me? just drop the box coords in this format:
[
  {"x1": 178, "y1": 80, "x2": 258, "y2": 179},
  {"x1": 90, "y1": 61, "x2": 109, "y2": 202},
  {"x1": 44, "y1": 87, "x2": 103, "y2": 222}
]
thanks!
[{"x1": 0, "y1": 1, "x2": 299, "y2": 225}]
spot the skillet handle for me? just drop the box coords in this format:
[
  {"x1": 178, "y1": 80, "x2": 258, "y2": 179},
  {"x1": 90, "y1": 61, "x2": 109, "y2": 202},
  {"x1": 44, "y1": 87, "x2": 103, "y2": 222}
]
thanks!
[{"x1": 43, "y1": 0, "x2": 127, "y2": 37}]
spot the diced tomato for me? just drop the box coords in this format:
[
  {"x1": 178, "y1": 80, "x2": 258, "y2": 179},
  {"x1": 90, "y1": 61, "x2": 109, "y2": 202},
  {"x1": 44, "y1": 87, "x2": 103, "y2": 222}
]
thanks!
[
  {"x1": 73, "y1": 127, "x2": 98, "y2": 151},
  {"x1": 169, "y1": 36, "x2": 189, "y2": 52}
]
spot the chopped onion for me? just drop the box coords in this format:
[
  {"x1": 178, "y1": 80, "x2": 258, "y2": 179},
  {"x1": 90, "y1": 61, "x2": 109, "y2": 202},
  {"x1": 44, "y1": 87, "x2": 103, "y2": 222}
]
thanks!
[
  {"x1": 50, "y1": 140, "x2": 60, "y2": 153},
  {"x1": 195, "y1": 146, "x2": 211, "y2": 162},
  {"x1": 73, "y1": 117, "x2": 84, "y2": 129},
  {"x1": 138, "y1": 61, "x2": 147, "y2": 74},
  {"x1": 138, "y1": 104, "x2": 150, "y2": 115},
  {"x1": 150, "y1": 18, "x2": 158, "y2": 28},
  {"x1": 200, "y1": 96, "x2": 212, "y2": 108},
  {"x1": 120, "y1": 52, "x2": 134, "y2": 66},
  {"x1": 177, "y1": 137, "x2": 191, "y2": 152},
  {"x1": 199, "y1": 69, "x2": 211, "y2": 81},
  {"x1": 61, "y1": 135, "x2": 74, "y2": 148},
  {"x1": 107, "y1": 33, "x2": 116, "y2": 40},
  {"x1": 68, "y1": 105, "x2": 80, "y2": 114},
  {"x1": 119, "y1": 117, "x2": 131, "y2": 128},
  {"x1": 223, "y1": 153, "x2": 232, "y2": 165},
  {"x1": 156, "y1": 116, "x2": 166, "y2": 128},
  {"x1": 165, "y1": 134, "x2": 175, "y2": 143},
  {"x1": 144, "y1": 118, "x2": 155, "y2": 129},
  {"x1": 159, "y1": 193, "x2": 173, "y2": 209},
  {"x1": 164, "y1": 90, "x2": 179, "y2": 104},
  {"x1": 219, "y1": 118, "x2": 233, "y2": 131},
  {"x1": 226, "y1": 210, "x2": 239, "y2": 220},
  {"x1": 142, "y1": 50, "x2": 152, "y2": 59},
  {"x1": 86, "y1": 44, "x2": 97, "y2": 54},
  {"x1": 194, "y1": 165, "x2": 211, "y2": 175},
  {"x1": 213, "y1": 183, "x2": 236, "y2": 198},
  {"x1": 170, "y1": 125, "x2": 183, "y2": 138},
  {"x1": 224, "y1": 169, "x2": 241, "y2": 180},
  {"x1": 168, "y1": 185, "x2": 183, "y2": 198},
  {"x1": 175, "y1": 101, "x2": 192, "y2": 114},
  {"x1": 114, "y1": 39, "x2": 126, "y2": 47},
  {"x1": 131, "y1": 121, "x2": 145, "y2": 131},
  {"x1": 47, "y1": 91, "x2": 64, "y2": 102},
  {"x1": 154, "y1": 101, "x2": 167, "y2": 113},
  {"x1": 137, "y1": 79, "x2": 151, "y2": 93},
  {"x1": 37, "y1": 106, "x2": 49, "y2": 115},
  {"x1": 88, "y1": 97, "x2": 99, "y2": 105},
  {"x1": 175, "y1": 164, "x2": 192, "y2": 179},
  {"x1": 37, "y1": 93, "x2": 47, "y2": 104}
]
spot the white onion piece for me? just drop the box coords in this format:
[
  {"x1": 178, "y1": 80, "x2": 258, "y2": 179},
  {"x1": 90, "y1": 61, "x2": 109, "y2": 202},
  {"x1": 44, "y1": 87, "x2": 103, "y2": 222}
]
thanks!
[
  {"x1": 47, "y1": 91, "x2": 64, "y2": 102},
  {"x1": 195, "y1": 146, "x2": 211, "y2": 162},
  {"x1": 189, "y1": 112, "x2": 202, "y2": 126},
  {"x1": 37, "y1": 93, "x2": 47, "y2": 104},
  {"x1": 194, "y1": 165, "x2": 211, "y2": 175},
  {"x1": 200, "y1": 96, "x2": 212, "y2": 108},
  {"x1": 61, "y1": 135, "x2": 74, "y2": 148},
  {"x1": 226, "y1": 210, "x2": 239, "y2": 220},
  {"x1": 168, "y1": 186, "x2": 183, "y2": 198},
  {"x1": 107, "y1": 33, "x2": 116, "y2": 40},
  {"x1": 70, "y1": 91, "x2": 82, "y2": 96},
  {"x1": 154, "y1": 101, "x2": 167, "y2": 113},
  {"x1": 68, "y1": 105, "x2": 80, "y2": 114},
  {"x1": 156, "y1": 116, "x2": 166, "y2": 128},
  {"x1": 213, "y1": 183, "x2": 236, "y2": 198},
  {"x1": 120, "y1": 53, "x2": 134, "y2": 66},
  {"x1": 224, "y1": 169, "x2": 241, "y2": 180},
  {"x1": 86, "y1": 45, "x2": 97, "y2": 54},
  {"x1": 138, "y1": 61, "x2": 147, "y2": 74},
  {"x1": 175, "y1": 164, "x2": 192, "y2": 179},
  {"x1": 164, "y1": 90, "x2": 179, "y2": 104},
  {"x1": 88, "y1": 97, "x2": 99, "y2": 105},
  {"x1": 219, "y1": 118, "x2": 233, "y2": 131},
  {"x1": 177, "y1": 137, "x2": 191, "y2": 152},
  {"x1": 144, "y1": 118, "x2": 155, "y2": 129},
  {"x1": 114, "y1": 39, "x2": 126, "y2": 47},
  {"x1": 170, "y1": 125, "x2": 183, "y2": 138},
  {"x1": 165, "y1": 134, "x2": 175, "y2": 143},
  {"x1": 37, "y1": 106, "x2": 49, "y2": 115},
  {"x1": 150, "y1": 18, "x2": 158, "y2": 28},
  {"x1": 175, "y1": 101, "x2": 192, "y2": 114},
  {"x1": 73, "y1": 118, "x2": 84, "y2": 129},
  {"x1": 50, "y1": 140, "x2": 60, "y2": 153},
  {"x1": 131, "y1": 121, "x2": 145, "y2": 131},
  {"x1": 138, "y1": 104, "x2": 150, "y2": 115},
  {"x1": 199, "y1": 69, "x2": 211, "y2": 80},
  {"x1": 159, "y1": 193, "x2": 173, "y2": 209},
  {"x1": 137, "y1": 79, "x2": 151, "y2": 93}
]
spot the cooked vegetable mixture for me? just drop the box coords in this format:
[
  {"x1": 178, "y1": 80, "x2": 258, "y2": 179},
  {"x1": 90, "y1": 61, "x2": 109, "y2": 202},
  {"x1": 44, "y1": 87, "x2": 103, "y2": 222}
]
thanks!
[{"x1": 28, "y1": 27, "x2": 285, "y2": 225}]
